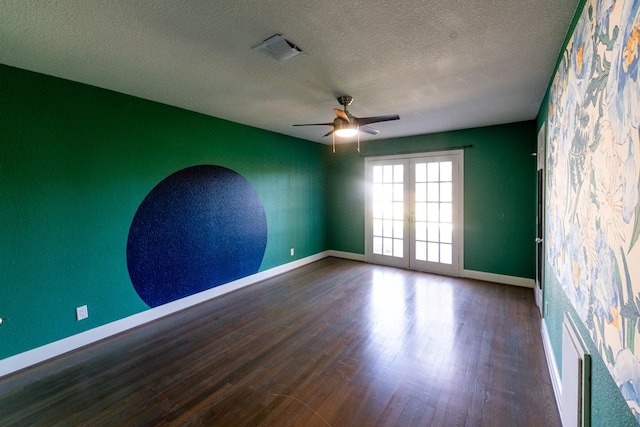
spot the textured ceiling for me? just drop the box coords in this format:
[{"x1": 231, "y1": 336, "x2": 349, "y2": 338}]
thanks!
[{"x1": 0, "y1": 0, "x2": 579, "y2": 144}]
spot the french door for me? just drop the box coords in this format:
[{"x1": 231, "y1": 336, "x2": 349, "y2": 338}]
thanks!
[{"x1": 365, "y1": 151, "x2": 463, "y2": 276}]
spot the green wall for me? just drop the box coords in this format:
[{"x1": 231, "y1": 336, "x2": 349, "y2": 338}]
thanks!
[
  {"x1": 0, "y1": 64, "x2": 327, "y2": 360},
  {"x1": 326, "y1": 121, "x2": 537, "y2": 278}
]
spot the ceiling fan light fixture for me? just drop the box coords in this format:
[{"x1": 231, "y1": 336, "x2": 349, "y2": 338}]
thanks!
[{"x1": 334, "y1": 123, "x2": 358, "y2": 137}]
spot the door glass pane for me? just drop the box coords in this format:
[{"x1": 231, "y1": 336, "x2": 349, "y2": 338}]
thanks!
[
  {"x1": 394, "y1": 183, "x2": 404, "y2": 201},
  {"x1": 394, "y1": 239, "x2": 403, "y2": 258},
  {"x1": 383, "y1": 203, "x2": 393, "y2": 219},
  {"x1": 415, "y1": 183, "x2": 426, "y2": 202},
  {"x1": 383, "y1": 220, "x2": 393, "y2": 237},
  {"x1": 440, "y1": 244, "x2": 452, "y2": 264},
  {"x1": 416, "y1": 222, "x2": 427, "y2": 241},
  {"x1": 394, "y1": 220, "x2": 403, "y2": 239},
  {"x1": 383, "y1": 238, "x2": 393, "y2": 255},
  {"x1": 440, "y1": 182, "x2": 452, "y2": 202},
  {"x1": 383, "y1": 165, "x2": 393, "y2": 183},
  {"x1": 416, "y1": 202, "x2": 427, "y2": 221},
  {"x1": 427, "y1": 203, "x2": 439, "y2": 222},
  {"x1": 373, "y1": 201, "x2": 383, "y2": 218},
  {"x1": 440, "y1": 223, "x2": 452, "y2": 244},
  {"x1": 427, "y1": 183, "x2": 439, "y2": 202},
  {"x1": 382, "y1": 184, "x2": 393, "y2": 201},
  {"x1": 427, "y1": 223, "x2": 439, "y2": 242},
  {"x1": 373, "y1": 237, "x2": 383, "y2": 254},
  {"x1": 416, "y1": 163, "x2": 426, "y2": 182},
  {"x1": 394, "y1": 164, "x2": 404, "y2": 182},
  {"x1": 373, "y1": 166, "x2": 383, "y2": 183},
  {"x1": 440, "y1": 161, "x2": 452, "y2": 181},
  {"x1": 440, "y1": 203, "x2": 452, "y2": 223},
  {"x1": 427, "y1": 163, "x2": 439, "y2": 182},
  {"x1": 427, "y1": 242, "x2": 439, "y2": 262},
  {"x1": 393, "y1": 202, "x2": 403, "y2": 220},
  {"x1": 416, "y1": 241, "x2": 427, "y2": 261},
  {"x1": 373, "y1": 219, "x2": 383, "y2": 236}
]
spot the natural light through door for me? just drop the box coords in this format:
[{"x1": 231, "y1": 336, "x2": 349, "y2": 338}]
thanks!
[
  {"x1": 372, "y1": 163, "x2": 405, "y2": 259},
  {"x1": 365, "y1": 151, "x2": 462, "y2": 276},
  {"x1": 414, "y1": 160, "x2": 453, "y2": 264}
]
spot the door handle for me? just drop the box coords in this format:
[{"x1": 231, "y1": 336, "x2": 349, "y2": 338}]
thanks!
[{"x1": 535, "y1": 238, "x2": 543, "y2": 244}]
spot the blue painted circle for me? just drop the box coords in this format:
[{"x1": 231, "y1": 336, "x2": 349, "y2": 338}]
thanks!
[{"x1": 127, "y1": 165, "x2": 267, "y2": 307}]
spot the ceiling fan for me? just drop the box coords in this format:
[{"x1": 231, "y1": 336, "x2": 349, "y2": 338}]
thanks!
[{"x1": 293, "y1": 96, "x2": 400, "y2": 152}]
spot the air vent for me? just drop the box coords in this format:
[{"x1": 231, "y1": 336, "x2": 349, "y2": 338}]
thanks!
[{"x1": 252, "y1": 34, "x2": 306, "y2": 62}]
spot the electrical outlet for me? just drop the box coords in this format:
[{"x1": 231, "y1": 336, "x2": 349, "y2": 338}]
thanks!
[
  {"x1": 76, "y1": 305, "x2": 88, "y2": 321},
  {"x1": 290, "y1": 248, "x2": 295, "y2": 256}
]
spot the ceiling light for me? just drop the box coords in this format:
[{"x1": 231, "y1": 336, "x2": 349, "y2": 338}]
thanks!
[
  {"x1": 334, "y1": 123, "x2": 358, "y2": 137},
  {"x1": 252, "y1": 34, "x2": 306, "y2": 62}
]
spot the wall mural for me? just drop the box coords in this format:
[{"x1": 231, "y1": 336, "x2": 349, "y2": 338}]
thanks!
[
  {"x1": 547, "y1": 0, "x2": 640, "y2": 420},
  {"x1": 127, "y1": 165, "x2": 267, "y2": 307}
]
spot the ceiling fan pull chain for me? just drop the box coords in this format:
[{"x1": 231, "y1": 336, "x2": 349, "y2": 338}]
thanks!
[
  {"x1": 357, "y1": 125, "x2": 360, "y2": 153},
  {"x1": 332, "y1": 131, "x2": 336, "y2": 153}
]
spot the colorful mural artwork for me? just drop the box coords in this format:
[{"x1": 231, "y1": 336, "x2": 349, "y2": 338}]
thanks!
[{"x1": 547, "y1": 0, "x2": 640, "y2": 420}]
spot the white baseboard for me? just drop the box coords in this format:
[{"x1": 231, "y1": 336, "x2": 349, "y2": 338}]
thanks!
[
  {"x1": 0, "y1": 251, "x2": 329, "y2": 379},
  {"x1": 326, "y1": 250, "x2": 365, "y2": 262},
  {"x1": 326, "y1": 251, "x2": 536, "y2": 289},
  {"x1": 329, "y1": 254, "x2": 534, "y2": 289},
  {"x1": 463, "y1": 269, "x2": 535, "y2": 288},
  {"x1": 330, "y1": 254, "x2": 534, "y2": 291},
  {"x1": 542, "y1": 318, "x2": 563, "y2": 417}
]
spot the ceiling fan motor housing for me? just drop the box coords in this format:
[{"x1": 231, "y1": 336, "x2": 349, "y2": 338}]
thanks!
[{"x1": 338, "y1": 95, "x2": 353, "y2": 107}]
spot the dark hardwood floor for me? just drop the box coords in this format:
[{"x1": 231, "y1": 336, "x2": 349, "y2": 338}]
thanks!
[{"x1": 0, "y1": 258, "x2": 560, "y2": 426}]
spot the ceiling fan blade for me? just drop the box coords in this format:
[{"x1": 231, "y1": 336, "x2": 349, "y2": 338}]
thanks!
[
  {"x1": 293, "y1": 122, "x2": 334, "y2": 127},
  {"x1": 333, "y1": 109, "x2": 350, "y2": 123},
  {"x1": 322, "y1": 130, "x2": 335, "y2": 137},
  {"x1": 359, "y1": 125, "x2": 380, "y2": 135},
  {"x1": 355, "y1": 114, "x2": 400, "y2": 126}
]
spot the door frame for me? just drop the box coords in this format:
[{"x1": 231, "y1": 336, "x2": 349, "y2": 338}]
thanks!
[
  {"x1": 535, "y1": 123, "x2": 546, "y2": 314},
  {"x1": 364, "y1": 150, "x2": 464, "y2": 277}
]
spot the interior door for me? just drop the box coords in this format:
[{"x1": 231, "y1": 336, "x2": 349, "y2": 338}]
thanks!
[
  {"x1": 535, "y1": 169, "x2": 545, "y2": 313},
  {"x1": 535, "y1": 124, "x2": 545, "y2": 314},
  {"x1": 365, "y1": 151, "x2": 463, "y2": 276}
]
